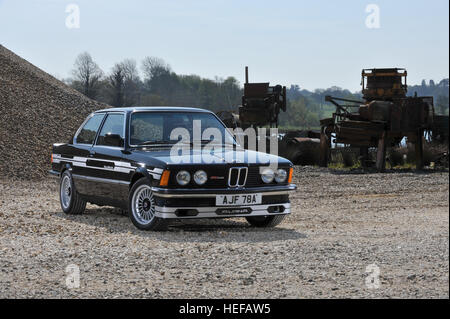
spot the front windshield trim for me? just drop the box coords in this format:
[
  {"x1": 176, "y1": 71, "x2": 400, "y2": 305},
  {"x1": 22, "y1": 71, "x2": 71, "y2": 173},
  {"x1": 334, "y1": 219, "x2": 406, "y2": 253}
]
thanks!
[{"x1": 128, "y1": 110, "x2": 238, "y2": 148}]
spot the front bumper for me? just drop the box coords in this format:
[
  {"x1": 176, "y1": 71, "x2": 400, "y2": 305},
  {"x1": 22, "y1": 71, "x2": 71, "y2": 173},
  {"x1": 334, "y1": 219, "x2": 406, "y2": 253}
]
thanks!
[
  {"x1": 151, "y1": 184, "x2": 296, "y2": 219},
  {"x1": 154, "y1": 203, "x2": 290, "y2": 219}
]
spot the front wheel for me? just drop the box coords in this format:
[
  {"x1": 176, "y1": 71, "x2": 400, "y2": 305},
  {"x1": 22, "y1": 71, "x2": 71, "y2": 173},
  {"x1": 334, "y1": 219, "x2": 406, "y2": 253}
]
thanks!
[
  {"x1": 59, "y1": 170, "x2": 86, "y2": 215},
  {"x1": 246, "y1": 215, "x2": 286, "y2": 228},
  {"x1": 128, "y1": 178, "x2": 168, "y2": 231}
]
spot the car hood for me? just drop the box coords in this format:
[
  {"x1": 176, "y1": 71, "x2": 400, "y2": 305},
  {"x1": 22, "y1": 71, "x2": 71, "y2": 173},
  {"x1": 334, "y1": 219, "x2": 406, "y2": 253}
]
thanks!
[{"x1": 130, "y1": 147, "x2": 291, "y2": 167}]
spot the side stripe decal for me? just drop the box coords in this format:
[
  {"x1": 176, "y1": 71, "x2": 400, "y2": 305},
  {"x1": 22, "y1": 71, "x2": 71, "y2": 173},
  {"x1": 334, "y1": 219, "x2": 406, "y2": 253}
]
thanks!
[{"x1": 52, "y1": 154, "x2": 162, "y2": 180}]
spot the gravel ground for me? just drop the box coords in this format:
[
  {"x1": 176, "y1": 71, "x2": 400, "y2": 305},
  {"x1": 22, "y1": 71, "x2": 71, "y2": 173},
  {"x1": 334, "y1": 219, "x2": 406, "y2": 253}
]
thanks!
[{"x1": 0, "y1": 167, "x2": 448, "y2": 299}]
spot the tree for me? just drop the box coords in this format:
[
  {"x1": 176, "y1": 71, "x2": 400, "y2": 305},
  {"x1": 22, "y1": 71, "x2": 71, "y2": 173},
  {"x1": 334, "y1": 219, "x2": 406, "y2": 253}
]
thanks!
[
  {"x1": 71, "y1": 52, "x2": 103, "y2": 99},
  {"x1": 141, "y1": 56, "x2": 171, "y2": 81},
  {"x1": 108, "y1": 64, "x2": 125, "y2": 107},
  {"x1": 221, "y1": 77, "x2": 241, "y2": 109},
  {"x1": 121, "y1": 58, "x2": 140, "y2": 82},
  {"x1": 107, "y1": 59, "x2": 141, "y2": 107},
  {"x1": 120, "y1": 59, "x2": 141, "y2": 106}
]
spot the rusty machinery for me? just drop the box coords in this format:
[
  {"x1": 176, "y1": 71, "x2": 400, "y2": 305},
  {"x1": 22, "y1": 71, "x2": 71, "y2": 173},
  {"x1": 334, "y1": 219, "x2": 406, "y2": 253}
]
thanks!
[
  {"x1": 216, "y1": 67, "x2": 320, "y2": 164},
  {"x1": 217, "y1": 67, "x2": 286, "y2": 129},
  {"x1": 217, "y1": 67, "x2": 287, "y2": 153},
  {"x1": 238, "y1": 66, "x2": 287, "y2": 129},
  {"x1": 431, "y1": 114, "x2": 449, "y2": 144},
  {"x1": 319, "y1": 68, "x2": 434, "y2": 171}
]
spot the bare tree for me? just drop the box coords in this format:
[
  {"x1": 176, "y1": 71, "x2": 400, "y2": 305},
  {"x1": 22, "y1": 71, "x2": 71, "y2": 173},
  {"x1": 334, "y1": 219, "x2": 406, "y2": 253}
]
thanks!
[
  {"x1": 108, "y1": 59, "x2": 141, "y2": 107},
  {"x1": 121, "y1": 59, "x2": 140, "y2": 82},
  {"x1": 141, "y1": 56, "x2": 171, "y2": 81},
  {"x1": 108, "y1": 64, "x2": 125, "y2": 107},
  {"x1": 71, "y1": 52, "x2": 103, "y2": 99}
]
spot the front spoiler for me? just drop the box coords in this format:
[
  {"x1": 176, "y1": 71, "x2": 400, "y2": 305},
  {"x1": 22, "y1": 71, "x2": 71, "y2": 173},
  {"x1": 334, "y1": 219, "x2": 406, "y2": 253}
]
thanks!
[
  {"x1": 151, "y1": 184, "x2": 297, "y2": 198},
  {"x1": 154, "y1": 203, "x2": 291, "y2": 219}
]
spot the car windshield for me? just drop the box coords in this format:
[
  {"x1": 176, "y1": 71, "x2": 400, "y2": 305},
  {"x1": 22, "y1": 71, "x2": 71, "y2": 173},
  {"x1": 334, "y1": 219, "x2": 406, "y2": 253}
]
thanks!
[{"x1": 130, "y1": 111, "x2": 236, "y2": 146}]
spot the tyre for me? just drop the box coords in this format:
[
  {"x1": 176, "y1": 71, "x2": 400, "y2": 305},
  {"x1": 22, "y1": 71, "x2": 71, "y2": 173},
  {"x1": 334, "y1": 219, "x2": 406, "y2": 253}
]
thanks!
[
  {"x1": 59, "y1": 170, "x2": 86, "y2": 215},
  {"x1": 128, "y1": 177, "x2": 168, "y2": 231},
  {"x1": 245, "y1": 215, "x2": 286, "y2": 228}
]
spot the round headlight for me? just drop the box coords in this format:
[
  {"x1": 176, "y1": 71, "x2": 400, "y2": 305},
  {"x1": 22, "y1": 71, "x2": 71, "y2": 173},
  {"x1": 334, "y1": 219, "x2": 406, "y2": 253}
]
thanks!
[
  {"x1": 275, "y1": 169, "x2": 287, "y2": 183},
  {"x1": 176, "y1": 170, "x2": 191, "y2": 186},
  {"x1": 261, "y1": 168, "x2": 275, "y2": 183},
  {"x1": 193, "y1": 170, "x2": 207, "y2": 185}
]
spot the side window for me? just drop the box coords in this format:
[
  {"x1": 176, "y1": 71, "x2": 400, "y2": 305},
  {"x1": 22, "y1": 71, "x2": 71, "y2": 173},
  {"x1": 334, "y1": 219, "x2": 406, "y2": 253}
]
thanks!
[
  {"x1": 76, "y1": 113, "x2": 105, "y2": 145},
  {"x1": 96, "y1": 113, "x2": 125, "y2": 147}
]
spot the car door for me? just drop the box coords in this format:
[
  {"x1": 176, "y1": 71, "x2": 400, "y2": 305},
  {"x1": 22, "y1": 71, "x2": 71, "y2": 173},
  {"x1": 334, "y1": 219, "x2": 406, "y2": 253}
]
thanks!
[
  {"x1": 70, "y1": 112, "x2": 106, "y2": 196},
  {"x1": 87, "y1": 112, "x2": 129, "y2": 202}
]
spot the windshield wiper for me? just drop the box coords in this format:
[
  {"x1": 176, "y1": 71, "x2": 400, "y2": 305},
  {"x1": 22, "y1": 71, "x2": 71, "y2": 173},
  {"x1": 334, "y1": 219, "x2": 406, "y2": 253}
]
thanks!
[
  {"x1": 181, "y1": 140, "x2": 237, "y2": 148},
  {"x1": 195, "y1": 139, "x2": 236, "y2": 145},
  {"x1": 135, "y1": 140, "x2": 177, "y2": 146}
]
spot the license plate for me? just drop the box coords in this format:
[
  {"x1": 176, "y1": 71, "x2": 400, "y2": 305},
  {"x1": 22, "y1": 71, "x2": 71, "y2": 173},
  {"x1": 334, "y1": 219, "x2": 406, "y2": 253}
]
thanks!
[{"x1": 216, "y1": 194, "x2": 262, "y2": 206}]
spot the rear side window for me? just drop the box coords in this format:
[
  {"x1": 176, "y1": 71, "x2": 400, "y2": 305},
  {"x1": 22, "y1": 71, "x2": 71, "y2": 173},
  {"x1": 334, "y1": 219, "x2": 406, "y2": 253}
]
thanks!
[
  {"x1": 75, "y1": 113, "x2": 104, "y2": 145},
  {"x1": 96, "y1": 113, "x2": 125, "y2": 147}
]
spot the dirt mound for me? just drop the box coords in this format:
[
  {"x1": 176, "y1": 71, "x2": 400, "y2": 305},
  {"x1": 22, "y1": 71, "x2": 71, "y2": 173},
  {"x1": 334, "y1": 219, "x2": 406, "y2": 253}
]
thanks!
[{"x1": 0, "y1": 45, "x2": 108, "y2": 179}]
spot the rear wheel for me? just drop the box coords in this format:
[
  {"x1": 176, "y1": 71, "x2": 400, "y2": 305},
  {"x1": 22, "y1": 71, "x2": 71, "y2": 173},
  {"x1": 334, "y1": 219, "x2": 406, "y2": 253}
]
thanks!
[
  {"x1": 128, "y1": 178, "x2": 168, "y2": 231},
  {"x1": 246, "y1": 215, "x2": 286, "y2": 228},
  {"x1": 59, "y1": 170, "x2": 86, "y2": 215}
]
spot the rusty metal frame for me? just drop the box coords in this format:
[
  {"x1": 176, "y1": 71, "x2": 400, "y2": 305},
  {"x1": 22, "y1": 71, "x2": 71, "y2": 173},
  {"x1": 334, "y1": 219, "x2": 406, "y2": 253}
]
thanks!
[{"x1": 320, "y1": 68, "x2": 434, "y2": 172}]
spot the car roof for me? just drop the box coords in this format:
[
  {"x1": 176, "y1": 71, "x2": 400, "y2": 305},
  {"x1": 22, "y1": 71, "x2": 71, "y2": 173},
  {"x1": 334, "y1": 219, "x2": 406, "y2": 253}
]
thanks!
[{"x1": 94, "y1": 106, "x2": 214, "y2": 114}]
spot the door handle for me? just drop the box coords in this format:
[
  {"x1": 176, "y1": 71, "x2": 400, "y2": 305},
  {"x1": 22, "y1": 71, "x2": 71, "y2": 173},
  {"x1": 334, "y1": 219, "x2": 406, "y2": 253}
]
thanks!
[{"x1": 89, "y1": 151, "x2": 96, "y2": 157}]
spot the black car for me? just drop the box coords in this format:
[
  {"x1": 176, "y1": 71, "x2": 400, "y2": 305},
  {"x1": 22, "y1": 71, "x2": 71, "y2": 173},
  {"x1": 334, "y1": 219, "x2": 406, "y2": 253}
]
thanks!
[{"x1": 49, "y1": 107, "x2": 296, "y2": 230}]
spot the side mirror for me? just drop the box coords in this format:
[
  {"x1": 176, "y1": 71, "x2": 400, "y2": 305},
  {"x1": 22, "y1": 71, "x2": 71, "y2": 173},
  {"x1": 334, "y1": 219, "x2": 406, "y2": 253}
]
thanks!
[{"x1": 104, "y1": 133, "x2": 123, "y2": 147}]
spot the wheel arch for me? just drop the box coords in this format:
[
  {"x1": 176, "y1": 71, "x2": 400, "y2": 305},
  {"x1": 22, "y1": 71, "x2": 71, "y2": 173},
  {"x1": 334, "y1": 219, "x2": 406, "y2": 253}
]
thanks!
[
  {"x1": 59, "y1": 163, "x2": 73, "y2": 175},
  {"x1": 129, "y1": 167, "x2": 153, "y2": 189}
]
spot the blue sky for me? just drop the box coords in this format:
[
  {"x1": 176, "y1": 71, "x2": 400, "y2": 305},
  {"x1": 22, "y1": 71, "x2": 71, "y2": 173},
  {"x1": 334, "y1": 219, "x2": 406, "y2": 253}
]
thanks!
[{"x1": 0, "y1": 0, "x2": 448, "y2": 91}]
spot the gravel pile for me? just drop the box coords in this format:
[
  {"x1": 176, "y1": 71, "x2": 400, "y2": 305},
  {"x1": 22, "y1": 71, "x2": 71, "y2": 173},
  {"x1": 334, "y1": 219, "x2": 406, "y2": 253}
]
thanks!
[
  {"x1": 0, "y1": 167, "x2": 447, "y2": 298},
  {"x1": 0, "y1": 45, "x2": 107, "y2": 179}
]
